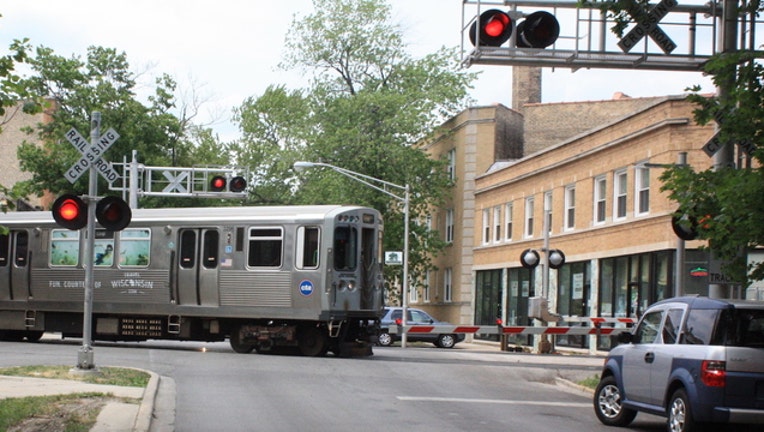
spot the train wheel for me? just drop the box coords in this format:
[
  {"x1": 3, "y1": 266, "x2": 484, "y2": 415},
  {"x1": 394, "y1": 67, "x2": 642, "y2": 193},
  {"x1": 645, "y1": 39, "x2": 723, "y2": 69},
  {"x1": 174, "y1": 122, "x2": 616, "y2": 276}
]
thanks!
[
  {"x1": 229, "y1": 327, "x2": 255, "y2": 354},
  {"x1": 298, "y1": 326, "x2": 327, "y2": 357},
  {"x1": 25, "y1": 331, "x2": 44, "y2": 342}
]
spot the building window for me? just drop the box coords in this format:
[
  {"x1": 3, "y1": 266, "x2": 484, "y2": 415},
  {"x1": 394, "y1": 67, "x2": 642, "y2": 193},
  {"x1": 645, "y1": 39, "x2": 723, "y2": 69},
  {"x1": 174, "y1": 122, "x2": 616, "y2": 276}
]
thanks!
[
  {"x1": 444, "y1": 267, "x2": 452, "y2": 302},
  {"x1": 482, "y1": 208, "x2": 490, "y2": 245},
  {"x1": 564, "y1": 185, "x2": 575, "y2": 230},
  {"x1": 410, "y1": 282, "x2": 419, "y2": 304},
  {"x1": 594, "y1": 176, "x2": 607, "y2": 225},
  {"x1": 505, "y1": 202, "x2": 513, "y2": 241},
  {"x1": 614, "y1": 169, "x2": 627, "y2": 220},
  {"x1": 445, "y1": 209, "x2": 454, "y2": 243},
  {"x1": 525, "y1": 196, "x2": 534, "y2": 238},
  {"x1": 544, "y1": 191, "x2": 553, "y2": 233},
  {"x1": 447, "y1": 149, "x2": 456, "y2": 182},
  {"x1": 635, "y1": 164, "x2": 650, "y2": 215},
  {"x1": 493, "y1": 206, "x2": 501, "y2": 242}
]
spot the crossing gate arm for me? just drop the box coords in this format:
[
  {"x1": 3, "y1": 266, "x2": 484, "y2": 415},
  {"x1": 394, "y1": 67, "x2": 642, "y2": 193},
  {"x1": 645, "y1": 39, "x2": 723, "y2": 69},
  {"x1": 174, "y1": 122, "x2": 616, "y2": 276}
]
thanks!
[{"x1": 388, "y1": 324, "x2": 631, "y2": 336}]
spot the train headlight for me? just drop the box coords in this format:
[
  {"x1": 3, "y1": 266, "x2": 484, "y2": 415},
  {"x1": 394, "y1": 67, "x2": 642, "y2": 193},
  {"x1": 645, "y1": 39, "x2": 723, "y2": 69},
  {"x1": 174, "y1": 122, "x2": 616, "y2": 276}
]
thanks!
[{"x1": 338, "y1": 280, "x2": 357, "y2": 291}]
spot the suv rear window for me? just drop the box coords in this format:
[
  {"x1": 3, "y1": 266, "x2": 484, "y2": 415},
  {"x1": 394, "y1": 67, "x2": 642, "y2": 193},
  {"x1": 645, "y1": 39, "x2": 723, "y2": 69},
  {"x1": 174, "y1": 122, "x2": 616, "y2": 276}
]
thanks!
[
  {"x1": 728, "y1": 309, "x2": 764, "y2": 348},
  {"x1": 682, "y1": 308, "x2": 721, "y2": 345}
]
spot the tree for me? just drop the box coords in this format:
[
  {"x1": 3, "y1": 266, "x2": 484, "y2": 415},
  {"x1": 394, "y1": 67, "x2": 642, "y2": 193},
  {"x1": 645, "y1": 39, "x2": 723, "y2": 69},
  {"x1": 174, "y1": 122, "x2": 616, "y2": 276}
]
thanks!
[
  {"x1": 234, "y1": 0, "x2": 477, "y2": 303},
  {"x1": 585, "y1": 0, "x2": 764, "y2": 285},
  {"x1": 13, "y1": 45, "x2": 234, "y2": 209}
]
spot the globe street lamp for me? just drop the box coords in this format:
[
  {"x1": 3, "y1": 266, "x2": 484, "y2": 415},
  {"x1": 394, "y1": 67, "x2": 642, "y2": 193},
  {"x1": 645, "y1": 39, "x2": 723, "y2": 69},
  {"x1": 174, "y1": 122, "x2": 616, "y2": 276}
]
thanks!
[{"x1": 293, "y1": 161, "x2": 411, "y2": 347}]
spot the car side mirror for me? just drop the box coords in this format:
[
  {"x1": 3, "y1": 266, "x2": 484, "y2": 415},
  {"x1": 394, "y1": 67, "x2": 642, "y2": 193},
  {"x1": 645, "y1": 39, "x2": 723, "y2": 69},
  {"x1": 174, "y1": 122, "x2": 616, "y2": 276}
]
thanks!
[{"x1": 617, "y1": 332, "x2": 634, "y2": 345}]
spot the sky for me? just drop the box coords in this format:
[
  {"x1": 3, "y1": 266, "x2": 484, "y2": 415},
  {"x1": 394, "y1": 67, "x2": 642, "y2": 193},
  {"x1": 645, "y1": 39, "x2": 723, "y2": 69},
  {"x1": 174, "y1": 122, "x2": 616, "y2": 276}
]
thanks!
[{"x1": 0, "y1": 0, "x2": 723, "y2": 143}]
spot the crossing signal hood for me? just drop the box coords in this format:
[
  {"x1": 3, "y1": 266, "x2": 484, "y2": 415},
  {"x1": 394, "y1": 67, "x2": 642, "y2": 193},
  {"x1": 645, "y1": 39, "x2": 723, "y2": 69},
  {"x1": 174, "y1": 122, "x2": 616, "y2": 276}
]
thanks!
[
  {"x1": 470, "y1": 9, "x2": 559, "y2": 49},
  {"x1": 52, "y1": 194, "x2": 88, "y2": 230},
  {"x1": 210, "y1": 175, "x2": 247, "y2": 193}
]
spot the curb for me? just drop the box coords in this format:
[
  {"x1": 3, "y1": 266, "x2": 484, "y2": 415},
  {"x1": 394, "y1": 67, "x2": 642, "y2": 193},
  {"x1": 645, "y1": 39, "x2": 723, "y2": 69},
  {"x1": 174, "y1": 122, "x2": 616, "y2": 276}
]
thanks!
[{"x1": 133, "y1": 370, "x2": 159, "y2": 432}]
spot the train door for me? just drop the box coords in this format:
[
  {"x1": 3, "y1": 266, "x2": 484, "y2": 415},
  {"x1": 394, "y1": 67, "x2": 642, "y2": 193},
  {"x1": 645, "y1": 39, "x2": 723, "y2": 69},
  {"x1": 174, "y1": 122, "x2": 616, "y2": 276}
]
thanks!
[
  {"x1": 360, "y1": 226, "x2": 379, "y2": 310},
  {"x1": 177, "y1": 228, "x2": 220, "y2": 306},
  {"x1": 0, "y1": 231, "x2": 30, "y2": 300}
]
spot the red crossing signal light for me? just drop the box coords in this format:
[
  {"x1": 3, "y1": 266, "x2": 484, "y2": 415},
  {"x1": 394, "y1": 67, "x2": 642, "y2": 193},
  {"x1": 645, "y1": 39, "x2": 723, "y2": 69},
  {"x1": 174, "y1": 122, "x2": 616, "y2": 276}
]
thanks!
[
  {"x1": 52, "y1": 194, "x2": 88, "y2": 230},
  {"x1": 210, "y1": 175, "x2": 247, "y2": 193},
  {"x1": 210, "y1": 175, "x2": 227, "y2": 192},
  {"x1": 470, "y1": 10, "x2": 513, "y2": 47},
  {"x1": 516, "y1": 11, "x2": 560, "y2": 48},
  {"x1": 469, "y1": 9, "x2": 559, "y2": 49},
  {"x1": 96, "y1": 196, "x2": 132, "y2": 231}
]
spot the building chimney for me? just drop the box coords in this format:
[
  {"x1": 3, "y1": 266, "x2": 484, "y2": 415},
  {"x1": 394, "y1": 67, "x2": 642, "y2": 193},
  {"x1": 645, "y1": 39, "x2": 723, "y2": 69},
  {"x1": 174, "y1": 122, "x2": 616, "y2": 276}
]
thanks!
[{"x1": 512, "y1": 66, "x2": 542, "y2": 112}]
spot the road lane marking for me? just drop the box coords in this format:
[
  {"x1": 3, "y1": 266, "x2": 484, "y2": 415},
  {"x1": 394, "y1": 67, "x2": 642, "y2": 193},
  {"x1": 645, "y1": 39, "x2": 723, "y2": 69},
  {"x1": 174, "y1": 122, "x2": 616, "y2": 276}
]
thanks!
[{"x1": 397, "y1": 396, "x2": 589, "y2": 408}]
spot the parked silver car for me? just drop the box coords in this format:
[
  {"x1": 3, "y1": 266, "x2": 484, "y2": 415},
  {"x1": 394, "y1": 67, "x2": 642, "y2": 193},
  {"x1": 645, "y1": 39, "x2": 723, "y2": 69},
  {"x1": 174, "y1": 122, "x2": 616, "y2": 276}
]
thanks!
[
  {"x1": 377, "y1": 307, "x2": 465, "y2": 348},
  {"x1": 593, "y1": 296, "x2": 764, "y2": 432}
]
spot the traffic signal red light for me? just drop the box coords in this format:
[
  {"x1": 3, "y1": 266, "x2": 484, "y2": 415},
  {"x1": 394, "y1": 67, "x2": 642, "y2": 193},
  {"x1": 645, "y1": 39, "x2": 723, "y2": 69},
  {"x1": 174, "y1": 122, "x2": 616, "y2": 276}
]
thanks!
[
  {"x1": 52, "y1": 194, "x2": 87, "y2": 230},
  {"x1": 210, "y1": 175, "x2": 227, "y2": 192},
  {"x1": 470, "y1": 10, "x2": 513, "y2": 47},
  {"x1": 96, "y1": 196, "x2": 132, "y2": 231},
  {"x1": 516, "y1": 11, "x2": 560, "y2": 48}
]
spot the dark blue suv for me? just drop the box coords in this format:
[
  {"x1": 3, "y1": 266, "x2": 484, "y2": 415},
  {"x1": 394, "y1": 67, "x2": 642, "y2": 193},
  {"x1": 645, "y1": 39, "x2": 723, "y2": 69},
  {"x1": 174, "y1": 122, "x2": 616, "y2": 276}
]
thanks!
[{"x1": 593, "y1": 296, "x2": 764, "y2": 432}]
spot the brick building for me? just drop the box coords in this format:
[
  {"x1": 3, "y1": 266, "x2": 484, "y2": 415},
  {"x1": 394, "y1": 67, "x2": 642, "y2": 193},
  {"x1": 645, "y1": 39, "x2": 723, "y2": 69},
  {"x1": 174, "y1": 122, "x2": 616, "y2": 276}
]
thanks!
[
  {"x1": 418, "y1": 87, "x2": 720, "y2": 351},
  {"x1": 0, "y1": 104, "x2": 51, "y2": 210}
]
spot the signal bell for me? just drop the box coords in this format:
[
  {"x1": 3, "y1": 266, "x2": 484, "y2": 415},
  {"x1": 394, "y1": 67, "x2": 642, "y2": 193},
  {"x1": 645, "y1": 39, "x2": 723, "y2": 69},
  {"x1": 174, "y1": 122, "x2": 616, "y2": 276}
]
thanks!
[
  {"x1": 51, "y1": 194, "x2": 88, "y2": 230},
  {"x1": 470, "y1": 9, "x2": 559, "y2": 49}
]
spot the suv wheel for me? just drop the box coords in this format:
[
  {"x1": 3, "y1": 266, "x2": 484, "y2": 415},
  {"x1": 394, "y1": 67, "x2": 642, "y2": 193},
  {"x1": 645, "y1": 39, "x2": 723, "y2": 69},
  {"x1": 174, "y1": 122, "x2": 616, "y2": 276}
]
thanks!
[
  {"x1": 593, "y1": 375, "x2": 637, "y2": 427},
  {"x1": 377, "y1": 332, "x2": 393, "y2": 347},
  {"x1": 436, "y1": 334, "x2": 456, "y2": 349},
  {"x1": 668, "y1": 388, "x2": 698, "y2": 432}
]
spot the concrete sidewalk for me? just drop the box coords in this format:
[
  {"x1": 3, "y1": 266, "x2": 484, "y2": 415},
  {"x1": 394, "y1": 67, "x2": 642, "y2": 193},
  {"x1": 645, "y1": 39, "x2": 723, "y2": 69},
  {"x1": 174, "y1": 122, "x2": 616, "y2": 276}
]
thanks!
[{"x1": 0, "y1": 369, "x2": 159, "y2": 432}]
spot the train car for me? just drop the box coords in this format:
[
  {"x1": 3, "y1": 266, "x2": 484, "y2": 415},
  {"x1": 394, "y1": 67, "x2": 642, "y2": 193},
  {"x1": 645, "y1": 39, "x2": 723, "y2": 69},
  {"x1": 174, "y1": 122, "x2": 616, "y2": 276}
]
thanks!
[{"x1": 0, "y1": 205, "x2": 385, "y2": 356}]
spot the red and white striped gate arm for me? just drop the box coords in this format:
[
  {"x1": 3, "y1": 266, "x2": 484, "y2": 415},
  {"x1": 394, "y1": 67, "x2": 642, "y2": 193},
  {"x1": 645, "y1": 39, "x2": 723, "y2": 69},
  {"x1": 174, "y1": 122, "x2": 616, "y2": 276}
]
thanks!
[
  {"x1": 560, "y1": 316, "x2": 637, "y2": 325},
  {"x1": 389, "y1": 324, "x2": 631, "y2": 336}
]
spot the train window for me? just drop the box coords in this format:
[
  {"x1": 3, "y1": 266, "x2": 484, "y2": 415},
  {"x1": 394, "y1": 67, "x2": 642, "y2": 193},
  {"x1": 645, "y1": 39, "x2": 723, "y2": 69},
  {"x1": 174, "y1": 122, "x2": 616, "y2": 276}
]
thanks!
[
  {"x1": 203, "y1": 230, "x2": 219, "y2": 269},
  {"x1": 296, "y1": 226, "x2": 320, "y2": 269},
  {"x1": 334, "y1": 227, "x2": 357, "y2": 271},
  {"x1": 247, "y1": 227, "x2": 282, "y2": 268},
  {"x1": 119, "y1": 229, "x2": 151, "y2": 267},
  {"x1": 0, "y1": 233, "x2": 8, "y2": 267},
  {"x1": 94, "y1": 231, "x2": 115, "y2": 267},
  {"x1": 14, "y1": 231, "x2": 28, "y2": 267},
  {"x1": 180, "y1": 230, "x2": 196, "y2": 269},
  {"x1": 50, "y1": 230, "x2": 80, "y2": 267}
]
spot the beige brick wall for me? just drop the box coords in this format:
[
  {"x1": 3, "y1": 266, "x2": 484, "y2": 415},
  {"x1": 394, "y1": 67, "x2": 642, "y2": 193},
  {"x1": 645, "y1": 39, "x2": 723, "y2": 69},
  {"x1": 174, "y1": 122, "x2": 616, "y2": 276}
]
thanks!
[
  {"x1": 474, "y1": 96, "x2": 715, "y2": 271},
  {"x1": 0, "y1": 104, "x2": 50, "y2": 209}
]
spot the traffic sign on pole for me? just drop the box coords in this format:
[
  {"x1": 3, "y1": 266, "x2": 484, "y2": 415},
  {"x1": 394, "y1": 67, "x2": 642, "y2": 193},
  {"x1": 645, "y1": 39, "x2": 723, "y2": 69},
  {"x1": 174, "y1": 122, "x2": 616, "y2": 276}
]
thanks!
[{"x1": 64, "y1": 127, "x2": 120, "y2": 183}]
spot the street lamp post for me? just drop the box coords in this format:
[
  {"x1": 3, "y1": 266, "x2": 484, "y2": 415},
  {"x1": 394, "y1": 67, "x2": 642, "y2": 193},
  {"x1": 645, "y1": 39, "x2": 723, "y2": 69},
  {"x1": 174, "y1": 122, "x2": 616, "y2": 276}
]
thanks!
[{"x1": 293, "y1": 161, "x2": 411, "y2": 348}]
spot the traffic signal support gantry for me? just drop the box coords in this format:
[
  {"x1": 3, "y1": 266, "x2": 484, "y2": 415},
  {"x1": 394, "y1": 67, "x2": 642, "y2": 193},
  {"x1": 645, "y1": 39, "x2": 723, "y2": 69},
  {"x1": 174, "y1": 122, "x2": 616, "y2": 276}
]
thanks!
[{"x1": 461, "y1": 0, "x2": 763, "y2": 71}]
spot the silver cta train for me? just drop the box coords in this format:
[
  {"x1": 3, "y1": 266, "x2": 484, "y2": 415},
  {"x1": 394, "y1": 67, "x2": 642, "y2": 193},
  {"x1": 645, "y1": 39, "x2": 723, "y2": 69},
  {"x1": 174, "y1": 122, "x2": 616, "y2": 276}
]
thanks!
[{"x1": 0, "y1": 205, "x2": 385, "y2": 356}]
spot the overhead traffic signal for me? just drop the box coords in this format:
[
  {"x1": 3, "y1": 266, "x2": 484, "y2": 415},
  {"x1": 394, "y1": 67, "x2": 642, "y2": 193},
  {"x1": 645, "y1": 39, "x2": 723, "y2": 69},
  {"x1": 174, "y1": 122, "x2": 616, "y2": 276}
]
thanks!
[
  {"x1": 210, "y1": 175, "x2": 247, "y2": 193},
  {"x1": 469, "y1": 9, "x2": 559, "y2": 48},
  {"x1": 96, "y1": 196, "x2": 132, "y2": 231},
  {"x1": 52, "y1": 194, "x2": 88, "y2": 230}
]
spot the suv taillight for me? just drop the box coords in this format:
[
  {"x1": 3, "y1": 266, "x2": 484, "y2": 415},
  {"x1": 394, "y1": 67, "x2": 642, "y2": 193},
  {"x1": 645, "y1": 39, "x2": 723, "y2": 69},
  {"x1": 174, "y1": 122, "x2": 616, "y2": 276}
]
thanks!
[{"x1": 701, "y1": 360, "x2": 726, "y2": 387}]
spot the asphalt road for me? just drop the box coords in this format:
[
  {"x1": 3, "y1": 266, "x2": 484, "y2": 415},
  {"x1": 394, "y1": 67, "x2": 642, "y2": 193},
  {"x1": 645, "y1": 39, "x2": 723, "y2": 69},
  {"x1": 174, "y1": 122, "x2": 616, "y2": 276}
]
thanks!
[{"x1": 0, "y1": 337, "x2": 671, "y2": 432}]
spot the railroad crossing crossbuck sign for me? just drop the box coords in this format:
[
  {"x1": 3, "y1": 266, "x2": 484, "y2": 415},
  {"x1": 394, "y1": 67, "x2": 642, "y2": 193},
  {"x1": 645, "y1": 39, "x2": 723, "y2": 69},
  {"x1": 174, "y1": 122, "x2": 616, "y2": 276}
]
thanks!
[
  {"x1": 617, "y1": 0, "x2": 678, "y2": 54},
  {"x1": 64, "y1": 127, "x2": 120, "y2": 184}
]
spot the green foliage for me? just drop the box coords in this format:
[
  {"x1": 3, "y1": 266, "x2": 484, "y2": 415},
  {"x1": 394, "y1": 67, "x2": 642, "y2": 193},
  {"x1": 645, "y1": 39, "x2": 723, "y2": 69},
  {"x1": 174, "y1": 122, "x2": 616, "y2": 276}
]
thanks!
[{"x1": 235, "y1": 0, "x2": 476, "y2": 302}]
